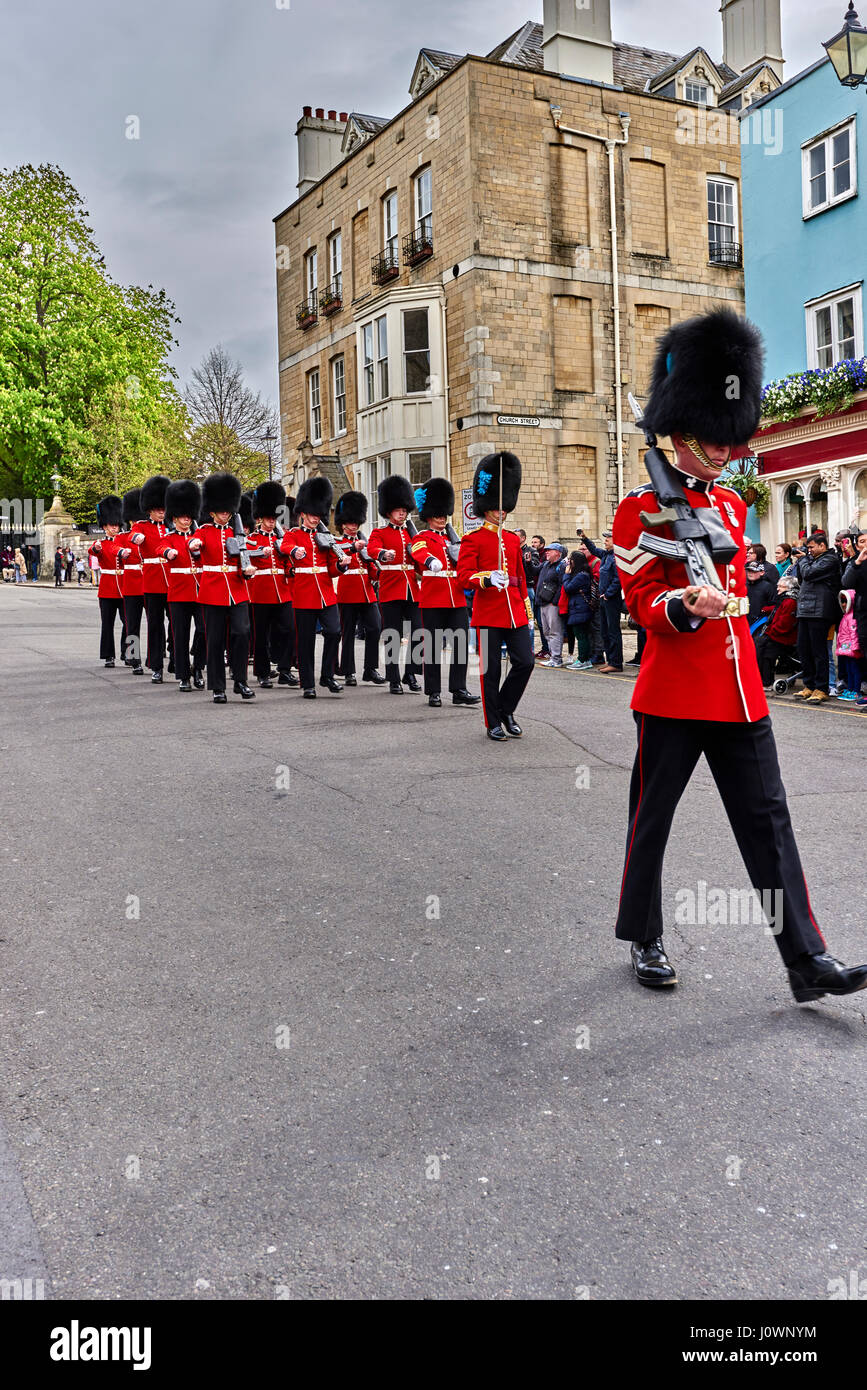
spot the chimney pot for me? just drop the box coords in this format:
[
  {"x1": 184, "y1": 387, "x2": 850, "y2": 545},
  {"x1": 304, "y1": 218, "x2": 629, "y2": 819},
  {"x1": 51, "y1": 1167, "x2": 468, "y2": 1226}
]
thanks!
[
  {"x1": 315, "y1": 107, "x2": 324, "y2": 118},
  {"x1": 303, "y1": 106, "x2": 312, "y2": 117},
  {"x1": 339, "y1": 112, "x2": 348, "y2": 122},
  {"x1": 328, "y1": 109, "x2": 337, "y2": 120}
]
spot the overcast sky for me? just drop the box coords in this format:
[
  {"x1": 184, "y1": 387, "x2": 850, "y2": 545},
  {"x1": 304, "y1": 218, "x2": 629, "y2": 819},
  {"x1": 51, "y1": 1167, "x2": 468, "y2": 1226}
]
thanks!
[{"x1": 1, "y1": 0, "x2": 839, "y2": 421}]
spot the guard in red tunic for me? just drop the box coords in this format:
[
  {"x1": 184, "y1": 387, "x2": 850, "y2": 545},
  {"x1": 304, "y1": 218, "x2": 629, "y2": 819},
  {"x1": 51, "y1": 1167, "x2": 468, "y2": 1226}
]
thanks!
[
  {"x1": 366, "y1": 476, "x2": 423, "y2": 694},
  {"x1": 457, "y1": 452, "x2": 533, "y2": 741},
  {"x1": 187, "y1": 472, "x2": 256, "y2": 703},
  {"x1": 160, "y1": 479, "x2": 206, "y2": 692},
  {"x1": 333, "y1": 490, "x2": 384, "y2": 686},
  {"x1": 129, "y1": 474, "x2": 173, "y2": 683},
  {"x1": 278, "y1": 476, "x2": 348, "y2": 698},
  {"x1": 409, "y1": 477, "x2": 480, "y2": 709},
  {"x1": 89, "y1": 494, "x2": 125, "y2": 667},
  {"x1": 613, "y1": 309, "x2": 867, "y2": 1004},
  {"x1": 117, "y1": 488, "x2": 146, "y2": 675},
  {"x1": 247, "y1": 480, "x2": 298, "y2": 689}
]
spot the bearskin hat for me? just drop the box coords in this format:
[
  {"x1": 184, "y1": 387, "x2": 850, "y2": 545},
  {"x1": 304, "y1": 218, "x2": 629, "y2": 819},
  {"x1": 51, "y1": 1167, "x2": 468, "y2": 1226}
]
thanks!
[
  {"x1": 378, "y1": 474, "x2": 415, "y2": 517},
  {"x1": 295, "y1": 475, "x2": 333, "y2": 521},
  {"x1": 334, "y1": 490, "x2": 368, "y2": 528},
  {"x1": 164, "y1": 479, "x2": 201, "y2": 526},
  {"x1": 140, "y1": 474, "x2": 170, "y2": 513},
  {"x1": 122, "y1": 488, "x2": 146, "y2": 524},
  {"x1": 641, "y1": 309, "x2": 765, "y2": 446},
  {"x1": 202, "y1": 471, "x2": 242, "y2": 516},
  {"x1": 471, "y1": 451, "x2": 521, "y2": 517},
  {"x1": 414, "y1": 477, "x2": 455, "y2": 521},
  {"x1": 96, "y1": 494, "x2": 123, "y2": 529},
  {"x1": 239, "y1": 490, "x2": 255, "y2": 532},
  {"x1": 252, "y1": 480, "x2": 286, "y2": 520}
]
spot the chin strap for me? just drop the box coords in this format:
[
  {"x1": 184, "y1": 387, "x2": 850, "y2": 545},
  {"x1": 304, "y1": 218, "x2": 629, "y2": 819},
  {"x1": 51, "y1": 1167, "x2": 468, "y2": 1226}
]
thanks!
[{"x1": 682, "y1": 435, "x2": 730, "y2": 471}]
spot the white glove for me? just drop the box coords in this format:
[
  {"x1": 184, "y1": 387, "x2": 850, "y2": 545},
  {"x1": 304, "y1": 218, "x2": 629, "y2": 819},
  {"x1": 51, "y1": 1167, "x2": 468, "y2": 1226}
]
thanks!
[
  {"x1": 427, "y1": 557, "x2": 443, "y2": 573},
  {"x1": 130, "y1": 531, "x2": 145, "y2": 545},
  {"x1": 490, "y1": 570, "x2": 508, "y2": 590}
]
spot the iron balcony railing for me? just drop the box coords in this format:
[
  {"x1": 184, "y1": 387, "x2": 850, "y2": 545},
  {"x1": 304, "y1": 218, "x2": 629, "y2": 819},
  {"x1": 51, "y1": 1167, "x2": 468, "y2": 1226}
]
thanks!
[
  {"x1": 709, "y1": 240, "x2": 742, "y2": 267},
  {"x1": 403, "y1": 221, "x2": 434, "y2": 266},
  {"x1": 296, "y1": 291, "x2": 318, "y2": 328}
]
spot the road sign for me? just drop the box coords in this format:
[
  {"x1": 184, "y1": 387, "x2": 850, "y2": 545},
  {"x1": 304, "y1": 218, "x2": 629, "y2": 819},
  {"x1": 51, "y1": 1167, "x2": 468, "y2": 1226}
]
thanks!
[
  {"x1": 497, "y1": 414, "x2": 540, "y2": 427},
  {"x1": 461, "y1": 488, "x2": 482, "y2": 534}
]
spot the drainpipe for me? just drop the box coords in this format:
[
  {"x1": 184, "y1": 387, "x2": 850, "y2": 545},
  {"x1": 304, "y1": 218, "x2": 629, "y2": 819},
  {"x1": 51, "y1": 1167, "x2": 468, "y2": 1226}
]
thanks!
[
  {"x1": 440, "y1": 296, "x2": 451, "y2": 483},
  {"x1": 549, "y1": 106, "x2": 631, "y2": 506}
]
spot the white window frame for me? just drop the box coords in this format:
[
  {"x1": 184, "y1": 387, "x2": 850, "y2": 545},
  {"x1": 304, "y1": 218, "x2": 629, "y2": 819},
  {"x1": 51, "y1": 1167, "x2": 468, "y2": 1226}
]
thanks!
[
  {"x1": 383, "y1": 192, "x2": 398, "y2": 260},
  {"x1": 802, "y1": 118, "x2": 857, "y2": 218},
  {"x1": 414, "y1": 167, "x2": 432, "y2": 240},
  {"x1": 308, "y1": 368, "x2": 322, "y2": 445},
  {"x1": 375, "y1": 314, "x2": 389, "y2": 399},
  {"x1": 685, "y1": 79, "x2": 709, "y2": 105},
  {"x1": 328, "y1": 231, "x2": 342, "y2": 295},
  {"x1": 362, "y1": 322, "x2": 375, "y2": 406},
  {"x1": 305, "y1": 248, "x2": 318, "y2": 296},
  {"x1": 707, "y1": 175, "x2": 739, "y2": 255},
  {"x1": 332, "y1": 356, "x2": 346, "y2": 437},
  {"x1": 402, "y1": 306, "x2": 430, "y2": 395},
  {"x1": 805, "y1": 283, "x2": 864, "y2": 369}
]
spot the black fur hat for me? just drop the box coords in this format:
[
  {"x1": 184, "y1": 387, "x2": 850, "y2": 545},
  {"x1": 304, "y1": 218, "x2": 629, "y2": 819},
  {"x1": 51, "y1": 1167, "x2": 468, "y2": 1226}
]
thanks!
[
  {"x1": 334, "y1": 490, "x2": 368, "y2": 528},
  {"x1": 378, "y1": 474, "x2": 415, "y2": 517},
  {"x1": 414, "y1": 477, "x2": 454, "y2": 521},
  {"x1": 641, "y1": 309, "x2": 765, "y2": 446},
  {"x1": 295, "y1": 475, "x2": 333, "y2": 520},
  {"x1": 202, "y1": 471, "x2": 242, "y2": 516},
  {"x1": 164, "y1": 479, "x2": 201, "y2": 526},
  {"x1": 472, "y1": 452, "x2": 521, "y2": 517},
  {"x1": 239, "y1": 490, "x2": 254, "y2": 532},
  {"x1": 252, "y1": 480, "x2": 286, "y2": 519},
  {"x1": 140, "y1": 474, "x2": 170, "y2": 513},
  {"x1": 96, "y1": 494, "x2": 123, "y2": 529},
  {"x1": 122, "y1": 488, "x2": 146, "y2": 524}
]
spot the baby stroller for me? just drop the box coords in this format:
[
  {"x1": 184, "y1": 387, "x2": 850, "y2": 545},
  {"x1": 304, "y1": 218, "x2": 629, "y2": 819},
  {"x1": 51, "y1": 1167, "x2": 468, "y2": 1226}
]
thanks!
[{"x1": 749, "y1": 613, "x2": 802, "y2": 694}]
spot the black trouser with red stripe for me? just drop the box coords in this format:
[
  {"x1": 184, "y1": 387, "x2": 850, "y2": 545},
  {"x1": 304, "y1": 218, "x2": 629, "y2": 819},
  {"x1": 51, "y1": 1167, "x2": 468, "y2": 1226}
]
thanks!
[
  {"x1": 614, "y1": 712, "x2": 826, "y2": 965},
  {"x1": 379, "y1": 598, "x2": 422, "y2": 684},
  {"x1": 98, "y1": 597, "x2": 124, "y2": 661},
  {"x1": 145, "y1": 591, "x2": 175, "y2": 673},
  {"x1": 121, "y1": 593, "x2": 144, "y2": 667},
  {"x1": 168, "y1": 601, "x2": 206, "y2": 683},
  {"x1": 294, "y1": 605, "x2": 340, "y2": 689},
  {"x1": 420, "y1": 605, "x2": 470, "y2": 695},
  {"x1": 203, "y1": 602, "x2": 251, "y2": 692},
  {"x1": 338, "y1": 601, "x2": 381, "y2": 676},
  {"x1": 477, "y1": 625, "x2": 534, "y2": 729},
  {"x1": 252, "y1": 602, "x2": 296, "y2": 678}
]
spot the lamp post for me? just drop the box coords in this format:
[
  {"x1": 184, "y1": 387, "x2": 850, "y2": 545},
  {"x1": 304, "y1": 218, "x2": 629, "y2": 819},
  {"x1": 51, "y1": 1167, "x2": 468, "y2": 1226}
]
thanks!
[
  {"x1": 262, "y1": 426, "x2": 276, "y2": 482},
  {"x1": 824, "y1": 3, "x2": 867, "y2": 87}
]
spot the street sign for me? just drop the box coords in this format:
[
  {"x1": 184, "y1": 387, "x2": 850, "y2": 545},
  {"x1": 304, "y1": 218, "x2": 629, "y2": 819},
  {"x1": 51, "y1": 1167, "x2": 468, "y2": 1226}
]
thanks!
[
  {"x1": 461, "y1": 488, "x2": 482, "y2": 534},
  {"x1": 497, "y1": 414, "x2": 541, "y2": 427}
]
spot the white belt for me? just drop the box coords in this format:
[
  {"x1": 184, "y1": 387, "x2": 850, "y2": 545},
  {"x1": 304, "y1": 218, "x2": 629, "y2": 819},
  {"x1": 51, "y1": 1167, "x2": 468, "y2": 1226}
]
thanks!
[
  {"x1": 143, "y1": 557, "x2": 165, "y2": 565},
  {"x1": 202, "y1": 564, "x2": 240, "y2": 573},
  {"x1": 294, "y1": 566, "x2": 327, "y2": 574},
  {"x1": 730, "y1": 596, "x2": 750, "y2": 616},
  {"x1": 122, "y1": 564, "x2": 142, "y2": 571},
  {"x1": 380, "y1": 564, "x2": 414, "y2": 571},
  {"x1": 423, "y1": 570, "x2": 457, "y2": 579},
  {"x1": 251, "y1": 567, "x2": 284, "y2": 576},
  {"x1": 170, "y1": 567, "x2": 195, "y2": 575}
]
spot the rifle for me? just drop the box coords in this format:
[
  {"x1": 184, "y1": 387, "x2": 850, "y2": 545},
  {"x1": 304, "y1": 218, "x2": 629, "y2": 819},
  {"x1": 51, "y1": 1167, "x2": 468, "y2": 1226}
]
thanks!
[
  {"x1": 225, "y1": 511, "x2": 261, "y2": 572},
  {"x1": 444, "y1": 521, "x2": 462, "y2": 564},
  {"x1": 314, "y1": 522, "x2": 351, "y2": 567},
  {"x1": 627, "y1": 393, "x2": 738, "y2": 608}
]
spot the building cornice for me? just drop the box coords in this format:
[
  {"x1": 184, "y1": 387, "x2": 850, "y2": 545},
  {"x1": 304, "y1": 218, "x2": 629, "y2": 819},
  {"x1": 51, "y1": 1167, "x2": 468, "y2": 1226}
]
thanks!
[{"x1": 752, "y1": 392, "x2": 867, "y2": 452}]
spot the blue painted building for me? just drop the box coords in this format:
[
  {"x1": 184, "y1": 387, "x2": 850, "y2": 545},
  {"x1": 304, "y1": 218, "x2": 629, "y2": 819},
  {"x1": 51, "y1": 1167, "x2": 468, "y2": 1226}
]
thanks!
[{"x1": 741, "y1": 55, "x2": 867, "y2": 543}]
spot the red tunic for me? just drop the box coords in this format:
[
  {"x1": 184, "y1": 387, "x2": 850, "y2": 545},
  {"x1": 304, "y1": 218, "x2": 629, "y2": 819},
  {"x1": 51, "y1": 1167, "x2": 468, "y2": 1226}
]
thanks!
[
  {"x1": 247, "y1": 529, "x2": 293, "y2": 605},
  {"x1": 366, "y1": 523, "x2": 421, "y2": 602},
  {"x1": 160, "y1": 532, "x2": 201, "y2": 603},
  {"x1": 278, "y1": 526, "x2": 340, "y2": 609},
  {"x1": 116, "y1": 530, "x2": 144, "y2": 598},
  {"x1": 89, "y1": 537, "x2": 124, "y2": 599},
  {"x1": 335, "y1": 540, "x2": 377, "y2": 605},
  {"x1": 457, "y1": 523, "x2": 531, "y2": 629},
  {"x1": 612, "y1": 478, "x2": 768, "y2": 723},
  {"x1": 132, "y1": 520, "x2": 170, "y2": 594},
  {"x1": 191, "y1": 523, "x2": 250, "y2": 606},
  {"x1": 410, "y1": 529, "x2": 464, "y2": 609}
]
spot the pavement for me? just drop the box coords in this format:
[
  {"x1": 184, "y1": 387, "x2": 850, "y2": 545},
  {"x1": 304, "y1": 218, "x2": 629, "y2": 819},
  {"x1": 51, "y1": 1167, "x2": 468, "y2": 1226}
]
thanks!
[{"x1": 1, "y1": 584, "x2": 866, "y2": 1302}]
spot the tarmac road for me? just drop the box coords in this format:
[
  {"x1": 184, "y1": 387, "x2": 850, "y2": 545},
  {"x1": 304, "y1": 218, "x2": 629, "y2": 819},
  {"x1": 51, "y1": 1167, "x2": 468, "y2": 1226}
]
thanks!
[{"x1": 1, "y1": 584, "x2": 865, "y2": 1301}]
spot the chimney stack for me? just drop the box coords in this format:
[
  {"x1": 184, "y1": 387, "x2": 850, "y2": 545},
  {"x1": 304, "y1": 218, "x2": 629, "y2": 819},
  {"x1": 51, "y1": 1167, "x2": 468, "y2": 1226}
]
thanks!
[
  {"x1": 542, "y1": 0, "x2": 614, "y2": 85},
  {"x1": 296, "y1": 107, "x2": 347, "y2": 195},
  {"x1": 720, "y1": 0, "x2": 784, "y2": 81}
]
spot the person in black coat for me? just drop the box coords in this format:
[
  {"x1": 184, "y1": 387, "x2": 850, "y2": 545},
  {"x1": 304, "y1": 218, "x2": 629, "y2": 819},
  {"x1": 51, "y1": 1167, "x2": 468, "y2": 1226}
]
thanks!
[
  {"x1": 792, "y1": 532, "x2": 842, "y2": 701},
  {"x1": 53, "y1": 547, "x2": 64, "y2": 587},
  {"x1": 842, "y1": 529, "x2": 867, "y2": 704},
  {"x1": 746, "y1": 562, "x2": 777, "y2": 629}
]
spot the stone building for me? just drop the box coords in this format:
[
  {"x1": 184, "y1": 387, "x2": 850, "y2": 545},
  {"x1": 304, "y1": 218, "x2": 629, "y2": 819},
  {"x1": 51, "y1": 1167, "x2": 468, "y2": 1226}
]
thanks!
[{"x1": 274, "y1": 0, "x2": 783, "y2": 539}]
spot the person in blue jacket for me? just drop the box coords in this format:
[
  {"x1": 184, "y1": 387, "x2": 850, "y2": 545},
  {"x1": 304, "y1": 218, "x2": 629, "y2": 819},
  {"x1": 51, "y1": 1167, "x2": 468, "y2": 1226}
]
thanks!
[
  {"x1": 576, "y1": 526, "x2": 623, "y2": 672},
  {"x1": 562, "y1": 551, "x2": 594, "y2": 668}
]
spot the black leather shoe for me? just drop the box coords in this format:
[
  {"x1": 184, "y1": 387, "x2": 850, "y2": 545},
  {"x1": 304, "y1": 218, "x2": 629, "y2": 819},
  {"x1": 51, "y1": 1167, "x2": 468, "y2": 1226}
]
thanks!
[
  {"x1": 303, "y1": 688, "x2": 316, "y2": 699},
  {"x1": 452, "y1": 688, "x2": 480, "y2": 705},
  {"x1": 631, "y1": 938, "x2": 678, "y2": 988},
  {"x1": 503, "y1": 714, "x2": 523, "y2": 737},
  {"x1": 132, "y1": 665, "x2": 145, "y2": 675},
  {"x1": 104, "y1": 659, "x2": 115, "y2": 669},
  {"x1": 428, "y1": 693, "x2": 442, "y2": 707},
  {"x1": 151, "y1": 671, "x2": 163, "y2": 683},
  {"x1": 258, "y1": 677, "x2": 273, "y2": 689},
  {"x1": 319, "y1": 677, "x2": 343, "y2": 693},
  {"x1": 213, "y1": 691, "x2": 227, "y2": 703},
  {"x1": 193, "y1": 670, "x2": 205, "y2": 689},
  {"x1": 233, "y1": 681, "x2": 256, "y2": 700},
  {"x1": 278, "y1": 671, "x2": 300, "y2": 687},
  {"x1": 344, "y1": 675, "x2": 357, "y2": 686},
  {"x1": 787, "y1": 951, "x2": 867, "y2": 1003},
  {"x1": 363, "y1": 669, "x2": 386, "y2": 684},
  {"x1": 403, "y1": 676, "x2": 421, "y2": 692},
  {"x1": 167, "y1": 662, "x2": 175, "y2": 674},
  {"x1": 178, "y1": 681, "x2": 192, "y2": 692},
  {"x1": 486, "y1": 725, "x2": 508, "y2": 742},
  {"x1": 389, "y1": 682, "x2": 404, "y2": 694}
]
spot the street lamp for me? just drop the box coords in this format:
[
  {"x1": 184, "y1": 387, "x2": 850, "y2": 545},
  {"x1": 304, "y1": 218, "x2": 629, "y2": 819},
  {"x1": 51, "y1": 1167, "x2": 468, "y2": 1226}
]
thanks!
[
  {"x1": 824, "y1": 3, "x2": 867, "y2": 88},
  {"x1": 262, "y1": 426, "x2": 276, "y2": 482}
]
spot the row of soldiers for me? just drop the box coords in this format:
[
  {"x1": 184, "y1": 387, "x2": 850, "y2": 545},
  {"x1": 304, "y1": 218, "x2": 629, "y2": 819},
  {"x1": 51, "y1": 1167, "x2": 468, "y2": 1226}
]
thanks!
[{"x1": 89, "y1": 452, "x2": 535, "y2": 738}]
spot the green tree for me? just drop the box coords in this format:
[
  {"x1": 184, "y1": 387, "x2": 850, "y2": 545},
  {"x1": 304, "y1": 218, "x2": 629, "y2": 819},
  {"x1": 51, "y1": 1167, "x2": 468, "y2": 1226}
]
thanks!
[{"x1": 0, "y1": 163, "x2": 180, "y2": 504}]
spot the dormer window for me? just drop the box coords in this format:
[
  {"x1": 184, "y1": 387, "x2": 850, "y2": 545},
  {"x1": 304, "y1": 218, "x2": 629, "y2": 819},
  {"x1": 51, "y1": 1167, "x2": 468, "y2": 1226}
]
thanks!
[{"x1": 685, "y1": 79, "x2": 709, "y2": 105}]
